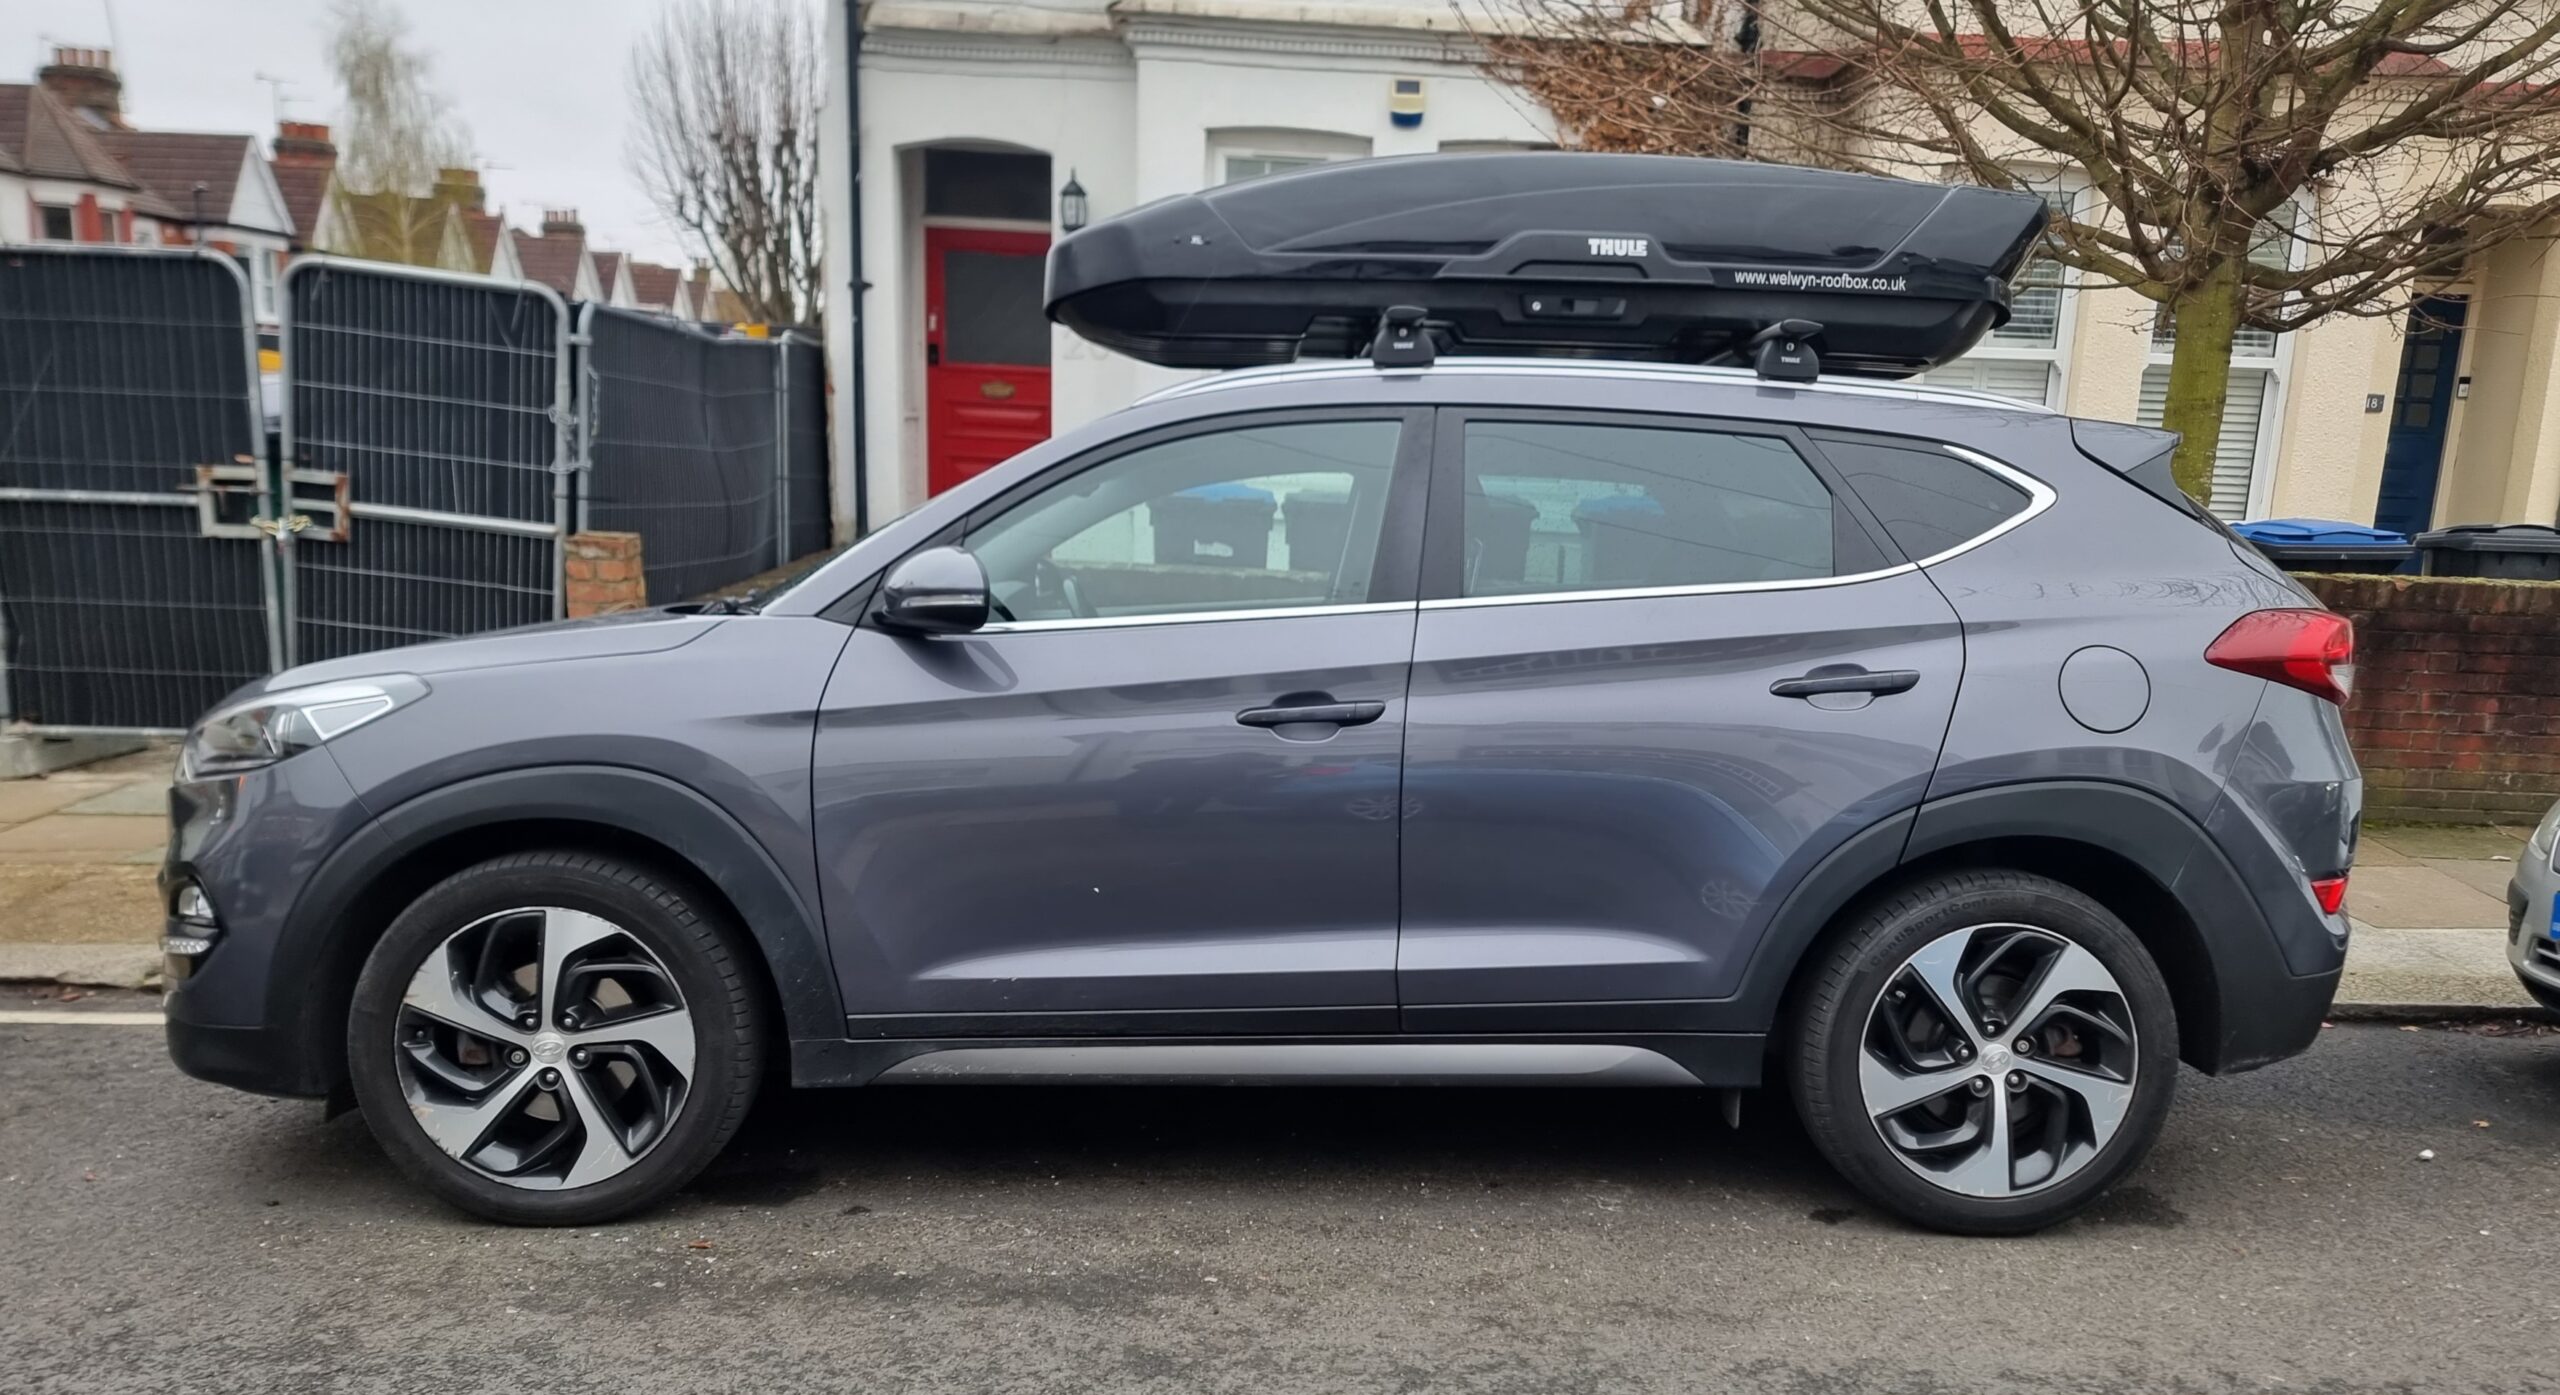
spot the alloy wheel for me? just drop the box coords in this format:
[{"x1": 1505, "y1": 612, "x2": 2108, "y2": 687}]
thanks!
[
  {"x1": 392, "y1": 906, "x2": 697, "y2": 1191},
  {"x1": 1857, "y1": 923, "x2": 2138, "y2": 1199}
]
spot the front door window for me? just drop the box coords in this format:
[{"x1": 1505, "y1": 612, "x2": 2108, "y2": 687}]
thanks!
[{"x1": 964, "y1": 420, "x2": 1403, "y2": 624}]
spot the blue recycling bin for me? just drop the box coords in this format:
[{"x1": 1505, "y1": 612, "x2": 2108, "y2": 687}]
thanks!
[{"x1": 2232, "y1": 518, "x2": 2413, "y2": 575}]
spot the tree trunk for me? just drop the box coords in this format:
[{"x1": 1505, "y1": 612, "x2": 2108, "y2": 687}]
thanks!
[{"x1": 2159, "y1": 256, "x2": 2246, "y2": 506}]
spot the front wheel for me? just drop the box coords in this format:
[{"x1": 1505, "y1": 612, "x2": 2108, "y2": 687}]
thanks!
[
  {"x1": 1787, "y1": 869, "x2": 2179, "y2": 1235},
  {"x1": 345, "y1": 851, "x2": 765, "y2": 1225}
]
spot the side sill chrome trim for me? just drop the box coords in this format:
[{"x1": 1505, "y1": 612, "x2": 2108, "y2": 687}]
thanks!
[
  {"x1": 966, "y1": 599, "x2": 1412, "y2": 635},
  {"x1": 872, "y1": 1042, "x2": 1706, "y2": 1086}
]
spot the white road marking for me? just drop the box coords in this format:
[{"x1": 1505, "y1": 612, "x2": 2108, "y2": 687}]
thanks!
[{"x1": 0, "y1": 1010, "x2": 164, "y2": 1026}]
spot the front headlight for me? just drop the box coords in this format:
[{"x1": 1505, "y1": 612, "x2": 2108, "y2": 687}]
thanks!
[
  {"x1": 181, "y1": 675, "x2": 429, "y2": 779},
  {"x1": 2531, "y1": 800, "x2": 2560, "y2": 873}
]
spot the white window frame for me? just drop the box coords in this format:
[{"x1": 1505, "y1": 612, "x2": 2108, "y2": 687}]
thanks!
[
  {"x1": 1206, "y1": 129, "x2": 1371, "y2": 187},
  {"x1": 37, "y1": 204, "x2": 75, "y2": 241},
  {"x1": 2142, "y1": 201, "x2": 2305, "y2": 520},
  {"x1": 251, "y1": 247, "x2": 281, "y2": 320},
  {"x1": 1917, "y1": 174, "x2": 2084, "y2": 409}
]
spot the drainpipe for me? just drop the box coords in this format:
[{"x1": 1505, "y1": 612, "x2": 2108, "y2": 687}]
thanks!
[{"x1": 844, "y1": 0, "x2": 871, "y2": 540}]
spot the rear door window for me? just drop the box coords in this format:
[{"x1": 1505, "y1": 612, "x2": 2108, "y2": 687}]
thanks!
[
  {"x1": 1810, "y1": 432, "x2": 2033, "y2": 560},
  {"x1": 1445, "y1": 418, "x2": 1882, "y2": 598}
]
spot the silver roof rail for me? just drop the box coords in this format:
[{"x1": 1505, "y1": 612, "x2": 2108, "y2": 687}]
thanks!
[{"x1": 1138, "y1": 357, "x2": 2060, "y2": 416}]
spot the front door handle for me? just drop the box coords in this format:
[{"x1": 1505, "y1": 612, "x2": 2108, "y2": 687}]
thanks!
[
  {"x1": 1769, "y1": 667, "x2": 1922, "y2": 699},
  {"x1": 1236, "y1": 700, "x2": 1386, "y2": 729}
]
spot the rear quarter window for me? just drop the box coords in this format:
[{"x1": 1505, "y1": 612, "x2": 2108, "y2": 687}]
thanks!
[{"x1": 1813, "y1": 434, "x2": 2031, "y2": 560}]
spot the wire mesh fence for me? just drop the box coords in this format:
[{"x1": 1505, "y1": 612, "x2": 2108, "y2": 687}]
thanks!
[
  {"x1": 2, "y1": 251, "x2": 832, "y2": 734},
  {"x1": 281, "y1": 260, "x2": 568, "y2": 665},
  {"x1": 579, "y1": 308, "x2": 822, "y2": 604},
  {"x1": 0, "y1": 247, "x2": 273, "y2": 730}
]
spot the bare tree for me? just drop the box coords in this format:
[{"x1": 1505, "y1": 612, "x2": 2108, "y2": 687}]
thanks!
[
  {"x1": 327, "y1": 0, "x2": 473, "y2": 267},
  {"x1": 627, "y1": 0, "x2": 824, "y2": 326},
  {"x1": 1478, "y1": 1, "x2": 2560, "y2": 500}
]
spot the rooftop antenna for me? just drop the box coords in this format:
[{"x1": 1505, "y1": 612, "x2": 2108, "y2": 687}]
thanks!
[{"x1": 253, "y1": 71, "x2": 298, "y2": 127}]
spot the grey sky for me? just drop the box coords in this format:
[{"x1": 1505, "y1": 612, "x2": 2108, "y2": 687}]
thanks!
[{"x1": 6, "y1": 0, "x2": 703, "y2": 266}]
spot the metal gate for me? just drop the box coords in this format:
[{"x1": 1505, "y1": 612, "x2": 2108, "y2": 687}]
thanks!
[
  {"x1": 0, "y1": 246, "x2": 274, "y2": 731},
  {"x1": 279, "y1": 258, "x2": 569, "y2": 664},
  {"x1": 578, "y1": 307, "x2": 821, "y2": 604}
]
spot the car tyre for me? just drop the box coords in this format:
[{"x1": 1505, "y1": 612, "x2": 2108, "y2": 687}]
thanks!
[
  {"x1": 346, "y1": 851, "x2": 764, "y2": 1225},
  {"x1": 1787, "y1": 868, "x2": 2178, "y2": 1235}
]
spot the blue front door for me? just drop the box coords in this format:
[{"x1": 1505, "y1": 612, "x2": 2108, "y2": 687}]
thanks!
[{"x1": 2374, "y1": 298, "x2": 2466, "y2": 538}]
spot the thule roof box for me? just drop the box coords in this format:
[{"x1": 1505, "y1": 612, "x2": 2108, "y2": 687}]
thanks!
[{"x1": 1046, "y1": 153, "x2": 2047, "y2": 380}]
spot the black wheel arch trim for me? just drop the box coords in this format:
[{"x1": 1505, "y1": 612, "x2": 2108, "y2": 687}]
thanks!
[
  {"x1": 1730, "y1": 780, "x2": 2334, "y2": 1075},
  {"x1": 268, "y1": 764, "x2": 839, "y2": 1093}
]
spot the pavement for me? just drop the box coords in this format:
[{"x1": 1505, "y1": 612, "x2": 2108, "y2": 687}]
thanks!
[
  {"x1": 3, "y1": 742, "x2": 2546, "y2": 1013},
  {"x1": 0, "y1": 1002, "x2": 2554, "y2": 1394}
]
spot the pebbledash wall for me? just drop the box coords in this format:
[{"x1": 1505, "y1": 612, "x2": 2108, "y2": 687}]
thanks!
[{"x1": 2303, "y1": 574, "x2": 2560, "y2": 824}]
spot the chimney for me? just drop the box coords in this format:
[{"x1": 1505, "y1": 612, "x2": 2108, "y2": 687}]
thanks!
[
  {"x1": 37, "y1": 46, "x2": 125, "y2": 131},
  {"x1": 433, "y1": 167, "x2": 485, "y2": 212},
  {"x1": 273, "y1": 121, "x2": 337, "y2": 169},
  {"x1": 541, "y1": 208, "x2": 584, "y2": 237}
]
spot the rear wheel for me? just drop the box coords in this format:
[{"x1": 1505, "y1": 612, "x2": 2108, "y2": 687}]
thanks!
[
  {"x1": 346, "y1": 851, "x2": 764, "y2": 1225},
  {"x1": 1787, "y1": 869, "x2": 2178, "y2": 1235}
]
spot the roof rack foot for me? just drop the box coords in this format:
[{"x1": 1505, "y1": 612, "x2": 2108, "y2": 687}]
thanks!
[
  {"x1": 1749, "y1": 319, "x2": 1823, "y2": 383},
  {"x1": 1370, "y1": 306, "x2": 1436, "y2": 368}
]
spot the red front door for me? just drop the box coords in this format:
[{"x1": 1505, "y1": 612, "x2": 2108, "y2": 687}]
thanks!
[{"x1": 925, "y1": 227, "x2": 1052, "y2": 495}]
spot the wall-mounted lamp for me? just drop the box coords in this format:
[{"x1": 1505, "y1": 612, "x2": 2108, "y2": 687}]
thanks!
[{"x1": 1059, "y1": 171, "x2": 1089, "y2": 233}]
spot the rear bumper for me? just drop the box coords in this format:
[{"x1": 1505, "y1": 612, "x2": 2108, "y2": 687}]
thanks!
[{"x1": 2208, "y1": 964, "x2": 2342, "y2": 1074}]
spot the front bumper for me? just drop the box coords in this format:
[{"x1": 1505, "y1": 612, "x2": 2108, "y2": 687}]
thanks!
[
  {"x1": 2508, "y1": 859, "x2": 2560, "y2": 1005},
  {"x1": 164, "y1": 1017, "x2": 324, "y2": 1099},
  {"x1": 159, "y1": 750, "x2": 372, "y2": 1099}
]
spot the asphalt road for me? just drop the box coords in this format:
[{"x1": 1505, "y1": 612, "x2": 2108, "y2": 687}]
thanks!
[{"x1": 3, "y1": 1006, "x2": 2557, "y2": 1395}]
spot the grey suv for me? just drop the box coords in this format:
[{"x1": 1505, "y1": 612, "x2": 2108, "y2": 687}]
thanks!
[{"x1": 162, "y1": 357, "x2": 2358, "y2": 1234}]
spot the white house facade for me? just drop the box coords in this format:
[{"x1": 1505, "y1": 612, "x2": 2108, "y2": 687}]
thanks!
[
  {"x1": 821, "y1": 1, "x2": 2560, "y2": 545},
  {"x1": 823, "y1": 0, "x2": 1555, "y2": 534}
]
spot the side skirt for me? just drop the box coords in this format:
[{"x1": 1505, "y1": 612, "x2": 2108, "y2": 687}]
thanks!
[{"x1": 790, "y1": 1033, "x2": 1766, "y2": 1089}]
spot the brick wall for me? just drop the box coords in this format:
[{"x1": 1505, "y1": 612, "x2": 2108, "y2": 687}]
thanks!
[
  {"x1": 563, "y1": 532, "x2": 647, "y2": 617},
  {"x1": 2301, "y1": 573, "x2": 2560, "y2": 823}
]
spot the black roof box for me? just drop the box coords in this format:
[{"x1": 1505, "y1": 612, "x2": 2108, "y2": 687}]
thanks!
[{"x1": 1046, "y1": 153, "x2": 2047, "y2": 376}]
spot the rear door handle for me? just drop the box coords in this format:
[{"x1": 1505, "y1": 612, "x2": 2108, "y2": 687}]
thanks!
[
  {"x1": 1769, "y1": 667, "x2": 1921, "y2": 699},
  {"x1": 1237, "y1": 701, "x2": 1386, "y2": 729}
]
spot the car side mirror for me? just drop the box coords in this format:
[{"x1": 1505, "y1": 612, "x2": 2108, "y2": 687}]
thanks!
[{"x1": 876, "y1": 546, "x2": 992, "y2": 635}]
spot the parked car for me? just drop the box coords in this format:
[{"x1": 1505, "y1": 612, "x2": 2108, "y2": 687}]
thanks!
[
  {"x1": 2510, "y1": 801, "x2": 2560, "y2": 1015},
  {"x1": 161, "y1": 155, "x2": 2359, "y2": 1234}
]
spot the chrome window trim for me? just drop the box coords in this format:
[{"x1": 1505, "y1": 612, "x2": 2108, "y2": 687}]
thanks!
[
  {"x1": 1918, "y1": 445, "x2": 2058, "y2": 566},
  {"x1": 1140, "y1": 357, "x2": 2061, "y2": 417},
  {"x1": 1419, "y1": 442, "x2": 2053, "y2": 612},
  {"x1": 966, "y1": 599, "x2": 1412, "y2": 635}
]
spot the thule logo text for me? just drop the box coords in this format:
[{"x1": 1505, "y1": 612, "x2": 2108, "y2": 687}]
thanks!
[{"x1": 1586, "y1": 237, "x2": 1649, "y2": 258}]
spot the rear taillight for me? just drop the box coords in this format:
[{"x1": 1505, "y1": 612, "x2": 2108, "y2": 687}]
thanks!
[
  {"x1": 2309, "y1": 874, "x2": 2349, "y2": 916},
  {"x1": 2205, "y1": 609, "x2": 2355, "y2": 704}
]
